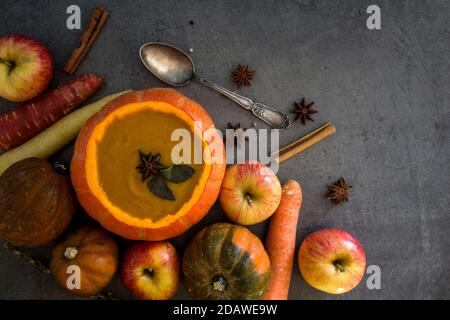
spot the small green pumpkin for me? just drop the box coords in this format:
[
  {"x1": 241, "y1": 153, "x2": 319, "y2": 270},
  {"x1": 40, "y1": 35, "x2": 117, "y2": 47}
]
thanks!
[{"x1": 182, "y1": 223, "x2": 271, "y2": 300}]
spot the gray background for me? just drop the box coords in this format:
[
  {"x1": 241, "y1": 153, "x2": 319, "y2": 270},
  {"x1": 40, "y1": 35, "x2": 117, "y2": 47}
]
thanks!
[{"x1": 0, "y1": 0, "x2": 449, "y2": 299}]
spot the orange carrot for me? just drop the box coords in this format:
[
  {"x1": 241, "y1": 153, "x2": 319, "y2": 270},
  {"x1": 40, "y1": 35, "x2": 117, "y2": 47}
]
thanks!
[
  {"x1": 0, "y1": 74, "x2": 103, "y2": 150},
  {"x1": 264, "y1": 180, "x2": 302, "y2": 300}
]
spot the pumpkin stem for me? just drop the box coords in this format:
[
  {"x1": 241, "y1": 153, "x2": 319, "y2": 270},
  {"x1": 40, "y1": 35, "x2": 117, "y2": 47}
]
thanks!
[
  {"x1": 52, "y1": 162, "x2": 68, "y2": 175},
  {"x1": 64, "y1": 246, "x2": 78, "y2": 260},
  {"x1": 211, "y1": 274, "x2": 227, "y2": 292}
]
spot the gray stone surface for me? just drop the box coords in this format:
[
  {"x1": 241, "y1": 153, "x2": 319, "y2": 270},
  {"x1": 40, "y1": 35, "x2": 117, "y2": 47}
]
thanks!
[{"x1": 0, "y1": 0, "x2": 449, "y2": 299}]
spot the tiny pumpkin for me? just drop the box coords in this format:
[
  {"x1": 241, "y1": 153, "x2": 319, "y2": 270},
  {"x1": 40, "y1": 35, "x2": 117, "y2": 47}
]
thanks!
[
  {"x1": 50, "y1": 225, "x2": 119, "y2": 297},
  {"x1": 182, "y1": 223, "x2": 271, "y2": 300},
  {"x1": 0, "y1": 158, "x2": 75, "y2": 247}
]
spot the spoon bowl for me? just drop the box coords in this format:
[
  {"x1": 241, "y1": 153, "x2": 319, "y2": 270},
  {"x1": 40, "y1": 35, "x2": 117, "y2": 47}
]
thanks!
[
  {"x1": 139, "y1": 42, "x2": 291, "y2": 129},
  {"x1": 140, "y1": 42, "x2": 194, "y2": 86}
]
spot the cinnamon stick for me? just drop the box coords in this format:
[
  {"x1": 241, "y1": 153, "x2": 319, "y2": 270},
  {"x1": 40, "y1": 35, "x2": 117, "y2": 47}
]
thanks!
[
  {"x1": 272, "y1": 122, "x2": 336, "y2": 164},
  {"x1": 64, "y1": 6, "x2": 109, "y2": 74}
]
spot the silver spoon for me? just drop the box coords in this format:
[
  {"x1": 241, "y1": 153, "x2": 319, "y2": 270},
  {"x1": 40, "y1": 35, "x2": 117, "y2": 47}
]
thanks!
[{"x1": 139, "y1": 42, "x2": 291, "y2": 129}]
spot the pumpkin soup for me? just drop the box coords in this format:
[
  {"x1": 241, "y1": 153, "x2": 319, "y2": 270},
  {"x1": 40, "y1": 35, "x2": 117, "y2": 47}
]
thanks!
[{"x1": 94, "y1": 103, "x2": 206, "y2": 221}]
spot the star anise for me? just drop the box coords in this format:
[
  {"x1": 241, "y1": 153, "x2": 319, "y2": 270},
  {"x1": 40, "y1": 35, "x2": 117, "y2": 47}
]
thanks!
[
  {"x1": 136, "y1": 150, "x2": 165, "y2": 182},
  {"x1": 292, "y1": 98, "x2": 317, "y2": 124},
  {"x1": 328, "y1": 177, "x2": 352, "y2": 205},
  {"x1": 224, "y1": 122, "x2": 249, "y2": 148},
  {"x1": 135, "y1": 150, "x2": 195, "y2": 201},
  {"x1": 231, "y1": 64, "x2": 255, "y2": 87}
]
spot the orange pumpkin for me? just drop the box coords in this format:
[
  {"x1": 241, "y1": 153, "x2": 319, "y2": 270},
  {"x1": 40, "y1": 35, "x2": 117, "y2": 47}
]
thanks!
[
  {"x1": 71, "y1": 88, "x2": 225, "y2": 240},
  {"x1": 50, "y1": 225, "x2": 118, "y2": 296}
]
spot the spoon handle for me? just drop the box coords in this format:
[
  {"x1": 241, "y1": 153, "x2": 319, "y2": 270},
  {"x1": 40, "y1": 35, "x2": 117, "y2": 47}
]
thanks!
[{"x1": 197, "y1": 78, "x2": 291, "y2": 130}]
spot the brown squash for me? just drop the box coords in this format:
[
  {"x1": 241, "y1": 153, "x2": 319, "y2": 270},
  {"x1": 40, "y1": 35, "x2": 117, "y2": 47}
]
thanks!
[
  {"x1": 50, "y1": 225, "x2": 119, "y2": 297},
  {"x1": 182, "y1": 223, "x2": 271, "y2": 300},
  {"x1": 0, "y1": 158, "x2": 75, "y2": 247}
]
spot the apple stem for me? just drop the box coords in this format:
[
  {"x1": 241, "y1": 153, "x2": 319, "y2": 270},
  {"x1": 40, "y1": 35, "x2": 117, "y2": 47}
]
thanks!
[
  {"x1": 333, "y1": 261, "x2": 346, "y2": 273},
  {"x1": 245, "y1": 194, "x2": 254, "y2": 206},
  {"x1": 142, "y1": 268, "x2": 154, "y2": 278},
  {"x1": 0, "y1": 58, "x2": 13, "y2": 68},
  {"x1": 0, "y1": 58, "x2": 15, "y2": 75}
]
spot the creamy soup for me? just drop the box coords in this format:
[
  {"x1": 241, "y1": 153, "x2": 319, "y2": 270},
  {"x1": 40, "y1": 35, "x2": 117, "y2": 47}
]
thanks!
[{"x1": 96, "y1": 107, "x2": 205, "y2": 221}]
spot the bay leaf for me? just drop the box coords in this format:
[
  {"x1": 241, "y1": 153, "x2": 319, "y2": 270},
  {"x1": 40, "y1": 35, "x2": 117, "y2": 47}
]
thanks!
[
  {"x1": 159, "y1": 165, "x2": 195, "y2": 183},
  {"x1": 148, "y1": 176, "x2": 175, "y2": 201}
]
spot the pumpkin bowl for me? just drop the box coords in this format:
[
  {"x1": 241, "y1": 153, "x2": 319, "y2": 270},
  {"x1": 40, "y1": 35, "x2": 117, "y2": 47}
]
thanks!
[{"x1": 71, "y1": 88, "x2": 225, "y2": 240}]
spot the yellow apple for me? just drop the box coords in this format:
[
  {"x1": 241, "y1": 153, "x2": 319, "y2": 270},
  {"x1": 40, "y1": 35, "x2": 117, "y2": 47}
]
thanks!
[
  {"x1": 298, "y1": 229, "x2": 366, "y2": 294},
  {"x1": 0, "y1": 35, "x2": 53, "y2": 102},
  {"x1": 120, "y1": 241, "x2": 180, "y2": 300},
  {"x1": 219, "y1": 161, "x2": 281, "y2": 225}
]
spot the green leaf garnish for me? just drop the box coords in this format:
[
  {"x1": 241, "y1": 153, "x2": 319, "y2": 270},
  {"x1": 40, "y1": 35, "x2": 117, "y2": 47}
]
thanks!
[
  {"x1": 159, "y1": 165, "x2": 195, "y2": 183},
  {"x1": 147, "y1": 176, "x2": 175, "y2": 201},
  {"x1": 137, "y1": 151, "x2": 195, "y2": 201}
]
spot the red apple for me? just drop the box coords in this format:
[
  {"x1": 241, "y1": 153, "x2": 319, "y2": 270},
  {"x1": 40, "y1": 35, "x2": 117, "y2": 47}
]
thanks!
[
  {"x1": 298, "y1": 229, "x2": 366, "y2": 294},
  {"x1": 219, "y1": 161, "x2": 281, "y2": 225},
  {"x1": 0, "y1": 35, "x2": 53, "y2": 102},
  {"x1": 120, "y1": 241, "x2": 180, "y2": 300}
]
